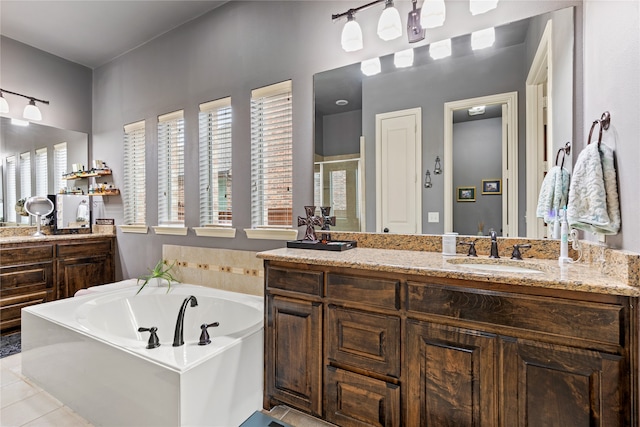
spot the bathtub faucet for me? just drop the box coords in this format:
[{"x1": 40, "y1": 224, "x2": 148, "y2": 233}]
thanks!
[{"x1": 173, "y1": 296, "x2": 198, "y2": 347}]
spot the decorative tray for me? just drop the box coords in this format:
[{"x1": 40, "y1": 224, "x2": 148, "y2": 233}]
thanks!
[{"x1": 286, "y1": 240, "x2": 357, "y2": 251}]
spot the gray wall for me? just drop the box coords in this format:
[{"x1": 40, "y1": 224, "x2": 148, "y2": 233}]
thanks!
[
  {"x1": 320, "y1": 110, "x2": 362, "y2": 157},
  {"x1": 452, "y1": 118, "x2": 502, "y2": 236}
]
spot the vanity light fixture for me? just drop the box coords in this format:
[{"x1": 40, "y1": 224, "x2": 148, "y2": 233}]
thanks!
[
  {"x1": 424, "y1": 170, "x2": 432, "y2": 188},
  {"x1": 469, "y1": 0, "x2": 499, "y2": 16},
  {"x1": 421, "y1": 0, "x2": 446, "y2": 29},
  {"x1": 341, "y1": 12, "x2": 363, "y2": 52},
  {"x1": 361, "y1": 57, "x2": 382, "y2": 76},
  {"x1": 430, "y1": 38, "x2": 452, "y2": 59},
  {"x1": 0, "y1": 88, "x2": 49, "y2": 121},
  {"x1": 471, "y1": 27, "x2": 496, "y2": 50},
  {"x1": 377, "y1": 0, "x2": 402, "y2": 41},
  {"x1": 434, "y1": 155, "x2": 442, "y2": 174},
  {"x1": 407, "y1": 0, "x2": 425, "y2": 43},
  {"x1": 394, "y1": 48, "x2": 414, "y2": 68}
]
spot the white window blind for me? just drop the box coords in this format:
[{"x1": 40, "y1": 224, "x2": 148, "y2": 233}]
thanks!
[
  {"x1": 199, "y1": 98, "x2": 232, "y2": 226},
  {"x1": 20, "y1": 152, "x2": 32, "y2": 200},
  {"x1": 35, "y1": 148, "x2": 48, "y2": 196},
  {"x1": 123, "y1": 120, "x2": 146, "y2": 225},
  {"x1": 250, "y1": 80, "x2": 293, "y2": 228},
  {"x1": 157, "y1": 110, "x2": 185, "y2": 226},
  {"x1": 5, "y1": 156, "x2": 17, "y2": 223},
  {"x1": 53, "y1": 143, "x2": 67, "y2": 194}
]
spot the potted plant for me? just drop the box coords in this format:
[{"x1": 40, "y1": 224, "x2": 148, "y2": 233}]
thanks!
[{"x1": 137, "y1": 259, "x2": 177, "y2": 294}]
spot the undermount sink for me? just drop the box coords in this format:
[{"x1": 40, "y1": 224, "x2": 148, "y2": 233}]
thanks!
[{"x1": 446, "y1": 259, "x2": 543, "y2": 274}]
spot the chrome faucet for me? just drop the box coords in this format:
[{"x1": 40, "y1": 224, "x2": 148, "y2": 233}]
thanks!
[
  {"x1": 173, "y1": 296, "x2": 198, "y2": 347},
  {"x1": 489, "y1": 230, "x2": 500, "y2": 258}
]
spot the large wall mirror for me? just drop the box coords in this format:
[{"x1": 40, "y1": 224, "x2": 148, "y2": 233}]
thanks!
[
  {"x1": 0, "y1": 117, "x2": 88, "y2": 225},
  {"x1": 314, "y1": 6, "x2": 575, "y2": 238}
]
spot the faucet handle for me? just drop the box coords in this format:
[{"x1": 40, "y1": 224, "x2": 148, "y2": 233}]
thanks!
[
  {"x1": 511, "y1": 244, "x2": 532, "y2": 260},
  {"x1": 198, "y1": 322, "x2": 220, "y2": 346},
  {"x1": 138, "y1": 326, "x2": 160, "y2": 349},
  {"x1": 458, "y1": 241, "x2": 477, "y2": 257}
]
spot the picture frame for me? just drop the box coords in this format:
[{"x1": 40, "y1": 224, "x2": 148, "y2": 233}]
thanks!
[
  {"x1": 457, "y1": 186, "x2": 476, "y2": 202},
  {"x1": 482, "y1": 179, "x2": 502, "y2": 195}
]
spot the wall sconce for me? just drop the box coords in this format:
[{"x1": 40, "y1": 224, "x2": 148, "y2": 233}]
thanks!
[
  {"x1": 341, "y1": 12, "x2": 363, "y2": 52},
  {"x1": 377, "y1": 0, "x2": 402, "y2": 41},
  {"x1": 434, "y1": 156, "x2": 442, "y2": 174},
  {"x1": 424, "y1": 170, "x2": 432, "y2": 188},
  {"x1": 0, "y1": 88, "x2": 49, "y2": 121}
]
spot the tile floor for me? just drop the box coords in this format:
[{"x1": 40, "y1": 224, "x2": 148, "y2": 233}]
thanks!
[{"x1": 1, "y1": 353, "x2": 334, "y2": 427}]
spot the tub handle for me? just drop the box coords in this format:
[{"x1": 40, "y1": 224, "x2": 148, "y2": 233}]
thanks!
[
  {"x1": 138, "y1": 326, "x2": 161, "y2": 349},
  {"x1": 198, "y1": 322, "x2": 220, "y2": 346}
]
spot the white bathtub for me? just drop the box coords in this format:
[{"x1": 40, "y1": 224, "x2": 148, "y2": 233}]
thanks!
[{"x1": 21, "y1": 283, "x2": 264, "y2": 427}]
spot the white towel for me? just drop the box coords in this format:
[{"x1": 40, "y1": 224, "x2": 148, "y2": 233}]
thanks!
[
  {"x1": 536, "y1": 166, "x2": 570, "y2": 224},
  {"x1": 567, "y1": 142, "x2": 620, "y2": 234}
]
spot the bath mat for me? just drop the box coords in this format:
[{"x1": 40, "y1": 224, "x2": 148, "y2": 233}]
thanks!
[{"x1": 0, "y1": 333, "x2": 21, "y2": 358}]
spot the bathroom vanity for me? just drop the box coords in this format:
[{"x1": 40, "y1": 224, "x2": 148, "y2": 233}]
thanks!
[
  {"x1": 259, "y1": 247, "x2": 638, "y2": 426},
  {"x1": 0, "y1": 234, "x2": 115, "y2": 335}
]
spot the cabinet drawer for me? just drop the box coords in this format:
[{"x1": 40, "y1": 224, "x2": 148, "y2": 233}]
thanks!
[
  {"x1": 325, "y1": 367, "x2": 400, "y2": 427},
  {"x1": 327, "y1": 274, "x2": 400, "y2": 310},
  {"x1": 327, "y1": 306, "x2": 400, "y2": 378},
  {"x1": 1, "y1": 290, "x2": 51, "y2": 333},
  {"x1": 0, "y1": 245, "x2": 54, "y2": 265},
  {"x1": 267, "y1": 266, "x2": 323, "y2": 296},
  {"x1": 407, "y1": 282, "x2": 623, "y2": 346},
  {"x1": 57, "y1": 239, "x2": 112, "y2": 258}
]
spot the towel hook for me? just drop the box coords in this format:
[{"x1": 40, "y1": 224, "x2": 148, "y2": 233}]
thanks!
[
  {"x1": 588, "y1": 111, "x2": 611, "y2": 148},
  {"x1": 555, "y1": 141, "x2": 571, "y2": 169}
]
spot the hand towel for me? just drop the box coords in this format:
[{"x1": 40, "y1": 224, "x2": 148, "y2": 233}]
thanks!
[
  {"x1": 567, "y1": 142, "x2": 620, "y2": 234},
  {"x1": 536, "y1": 166, "x2": 570, "y2": 224}
]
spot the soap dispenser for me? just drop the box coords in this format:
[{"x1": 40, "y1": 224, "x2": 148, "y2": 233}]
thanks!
[{"x1": 559, "y1": 208, "x2": 571, "y2": 265}]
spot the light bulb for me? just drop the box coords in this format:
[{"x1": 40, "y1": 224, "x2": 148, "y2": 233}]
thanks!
[
  {"x1": 377, "y1": 2, "x2": 402, "y2": 41},
  {"x1": 341, "y1": 15, "x2": 363, "y2": 52},
  {"x1": 23, "y1": 99, "x2": 42, "y2": 121}
]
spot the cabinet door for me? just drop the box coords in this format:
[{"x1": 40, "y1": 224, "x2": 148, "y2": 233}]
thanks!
[
  {"x1": 326, "y1": 366, "x2": 400, "y2": 427},
  {"x1": 57, "y1": 254, "x2": 114, "y2": 299},
  {"x1": 265, "y1": 295, "x2": 322, "y2": 416},
  {"x1": 501, "y1": 338, "x2": 628, "y2": 427},
  {"x1": 406, "y1": 320, "x2": 497, "y2": 427}
]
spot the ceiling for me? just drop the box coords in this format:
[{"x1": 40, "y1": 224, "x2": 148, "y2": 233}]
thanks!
[{"x1": 0, "y1": 1, "x2": 227, "y2": 69}]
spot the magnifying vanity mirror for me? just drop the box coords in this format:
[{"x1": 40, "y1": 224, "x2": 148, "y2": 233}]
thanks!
[
  {"x1": 314, "y1": 6, "x2": 575, "y2": 238},
  {"x1": 0, "y1": 117, "x2": 89, "y2": 228}
]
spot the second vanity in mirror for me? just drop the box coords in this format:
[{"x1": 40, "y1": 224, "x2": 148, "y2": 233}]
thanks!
[{"x1": 314, "y1": 6, "x2": 575, "y2": 239}]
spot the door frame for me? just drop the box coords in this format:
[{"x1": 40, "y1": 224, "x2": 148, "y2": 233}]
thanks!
[
  {"x1": 444, "y1": 92, "x2": 518, "y2": 237},
  {"x1": 375, "y1": 107, "x2": 422, "y2": 233}
]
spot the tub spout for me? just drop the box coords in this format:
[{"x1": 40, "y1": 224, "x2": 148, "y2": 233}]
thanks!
[{"x1": 173, "y1": 296, "x2": 198, "y2": 347}]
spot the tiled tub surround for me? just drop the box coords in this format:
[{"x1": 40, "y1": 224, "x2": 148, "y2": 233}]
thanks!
[
  {"x1": 162, "y1": 245, "x2": 265, "y2": 296},
  {"x1": 329, "y1": 231, "x2": 639, "y2": 288}
]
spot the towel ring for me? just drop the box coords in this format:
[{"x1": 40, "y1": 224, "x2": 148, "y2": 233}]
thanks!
[
  {"x1": 555, "y1": 141, "x2": 571, "y2": 169},
  {"x1": 588, "y1": 111, "x2": 611, "y2": 148}
]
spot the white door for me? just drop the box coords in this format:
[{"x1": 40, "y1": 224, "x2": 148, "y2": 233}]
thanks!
[{"x1": 375, "y1": 108, "x2": 421, "y2": 234}]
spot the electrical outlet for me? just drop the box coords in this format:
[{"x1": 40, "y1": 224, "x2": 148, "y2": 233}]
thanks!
[{"x1": 428, "y1": 212, "x2": 439, "y2": 223}]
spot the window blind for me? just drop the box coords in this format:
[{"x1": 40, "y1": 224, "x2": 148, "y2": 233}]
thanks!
[
  {"x1": 5, "y1": 156, "x2": 17, "y2": 223},
  {"x1": 20, "y1": 152, "x2": 32, "y2": 202},
  {"x1": 123, "y1": 120, "x2": 146, "y2": 225},
  {"x1": 53, "y1": 143, "x2": 67, "y2": 194},
  {"x1": 35, "y1": 148, "x2": 48, "y2": 197},
  {"x1": 199, "y1": 98, "x2": 232, "y2": 226},
  {"x1": 157, "y1": 110, "x2": 185, "y2": 226},
  {"x1": 250, "y1": 80, "x2": 293, "y2": 228}
]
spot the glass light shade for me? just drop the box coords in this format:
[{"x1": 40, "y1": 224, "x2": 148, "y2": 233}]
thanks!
[
  {"x1": 471, "y1": 27, "x2": 495, "y2": 50},
  {"x1": 394, "y1": 48, "x2": 414, "y2": 68},
  {"x1": 341, "y1": 18, "x2": 363, "y2": 52},
  {"x1": 23, "y1": 100, "x2": 42, "y2": 121},
  {"x1": 0, "y1": 94, "x2": 9, "y2": 114},
  {"x1": 361, "y1": 58, "x2": 382, "y2": 76},
  {"x1": 377, "y1": 5, "x2": 402, "y2": 41},
  {"x1": 11, "y1": 118, "x2": 30, "y2": 127},
  {"x1": 469, "y1": 0, "x2": 499, "y2": 16},
  {"x1": 420, "y1": 0, "x2": 446, "y2": 29},
  {"x1": 430, "y1": 38, "x2": 452, "y2": 59}
]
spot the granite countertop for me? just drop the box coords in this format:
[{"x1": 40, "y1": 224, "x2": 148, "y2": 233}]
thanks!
[
  {"x1": 0, "y1": 233, "x2": 114, "y2": 245},
  {"x1": 258, "y1": 247, "x2": 640, "y2": 297}
]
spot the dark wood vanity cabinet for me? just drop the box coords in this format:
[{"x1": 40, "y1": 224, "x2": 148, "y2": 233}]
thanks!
[
  {"x1": 0, "y1": 236, "x2": 115, "y2": 334},
  {"x1": 263, "y1": 260, "x2": 637, "y2": 426}
]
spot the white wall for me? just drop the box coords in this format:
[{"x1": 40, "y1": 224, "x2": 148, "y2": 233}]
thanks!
[{"x1": 583, "y1": 0, "x2": 640, "y2": 252}]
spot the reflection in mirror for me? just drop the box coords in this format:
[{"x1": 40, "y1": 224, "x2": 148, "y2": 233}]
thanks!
[
  {"x1": 0, "y1": 117, "x2": 88, "y2": 225},
  {"x1": 56, "y1": 194, "x2": 90, "y2": 229},
  {"x1": 314, "y1": 7, "x2": 575, "y2": 237}
]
